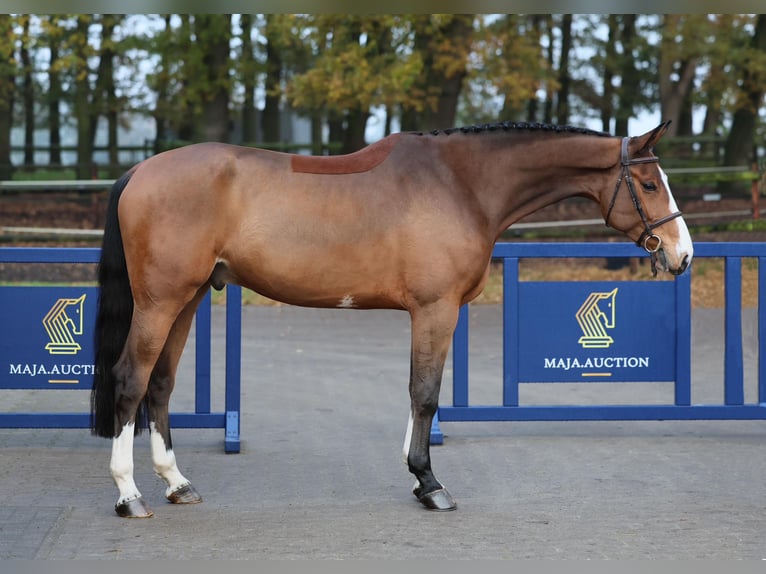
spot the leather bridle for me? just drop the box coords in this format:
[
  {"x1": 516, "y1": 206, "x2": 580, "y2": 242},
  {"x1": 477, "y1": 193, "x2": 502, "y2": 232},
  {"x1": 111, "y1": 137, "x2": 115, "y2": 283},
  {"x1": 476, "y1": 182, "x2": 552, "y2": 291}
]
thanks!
[{"x1": 604, "y1": 137, "x2": 683, "y2": 275}]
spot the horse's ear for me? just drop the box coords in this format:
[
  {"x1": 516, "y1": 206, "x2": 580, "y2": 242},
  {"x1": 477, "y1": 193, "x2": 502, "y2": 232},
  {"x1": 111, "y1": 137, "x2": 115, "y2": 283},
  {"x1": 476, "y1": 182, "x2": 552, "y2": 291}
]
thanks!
[{"x1": 630, "y1": 121, "x2": 672, "y2": 154}]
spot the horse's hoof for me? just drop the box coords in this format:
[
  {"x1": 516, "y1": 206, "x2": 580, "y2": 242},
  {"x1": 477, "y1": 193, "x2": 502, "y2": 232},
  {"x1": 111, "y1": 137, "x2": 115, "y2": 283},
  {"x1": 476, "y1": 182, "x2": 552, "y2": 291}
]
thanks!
[
  {"x1": 115, "y1": 497, "x2": 154, "y2": 518},
  {"x1": 415, "y1": 487, "x2": 457, "y2": 511},
  {"x1": 167, "y1": 483, "x2": 203, "y2": 505}
]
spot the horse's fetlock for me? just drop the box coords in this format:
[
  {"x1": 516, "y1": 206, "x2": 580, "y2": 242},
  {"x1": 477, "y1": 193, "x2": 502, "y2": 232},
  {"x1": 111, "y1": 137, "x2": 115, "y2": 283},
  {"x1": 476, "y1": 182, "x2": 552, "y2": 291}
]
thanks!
[
  {"x1": 153, "y1": 462, "x2": 173, "y2": 478},
  {"x1": 407, "y1": 453, "x2": 430, "y2": 474},
  {"x1": 110, "y1": 459, "x2": 133, "y2": 479}
]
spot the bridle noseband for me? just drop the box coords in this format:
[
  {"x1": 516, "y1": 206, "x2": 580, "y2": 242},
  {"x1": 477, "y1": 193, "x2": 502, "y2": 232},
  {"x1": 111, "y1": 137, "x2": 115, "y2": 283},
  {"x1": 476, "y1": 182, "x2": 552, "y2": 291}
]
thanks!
[{"x1": 604, "y1": 137, "x2": 683, "y2": 275}]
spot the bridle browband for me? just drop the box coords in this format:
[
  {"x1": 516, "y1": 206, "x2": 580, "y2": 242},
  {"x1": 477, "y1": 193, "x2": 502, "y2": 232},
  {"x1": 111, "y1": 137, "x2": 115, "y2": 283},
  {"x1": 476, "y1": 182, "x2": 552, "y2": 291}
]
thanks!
[{"x1": 604, "y1": 137, "x2": 683, "y2": 276}]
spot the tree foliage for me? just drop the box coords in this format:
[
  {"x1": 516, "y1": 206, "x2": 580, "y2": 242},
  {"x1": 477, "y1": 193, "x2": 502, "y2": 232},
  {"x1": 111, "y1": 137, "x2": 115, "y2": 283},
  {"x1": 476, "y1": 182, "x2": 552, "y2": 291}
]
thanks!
[{"x1": 2, "y1": 13, "x2": 766, "y2": 171}]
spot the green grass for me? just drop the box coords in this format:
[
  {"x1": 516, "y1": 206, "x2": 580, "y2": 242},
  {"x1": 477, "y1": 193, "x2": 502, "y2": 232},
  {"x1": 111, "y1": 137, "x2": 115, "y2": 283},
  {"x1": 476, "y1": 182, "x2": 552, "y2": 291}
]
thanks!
[{"x1": 690, "y1": 219, "x2": 766, "y2": 234}]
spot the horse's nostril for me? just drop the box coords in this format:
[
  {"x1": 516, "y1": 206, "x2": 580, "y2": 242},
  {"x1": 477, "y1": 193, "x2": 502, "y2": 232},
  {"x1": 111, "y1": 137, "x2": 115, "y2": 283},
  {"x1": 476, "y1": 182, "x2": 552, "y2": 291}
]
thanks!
[{"x1": 680, "y1": 254, "x2": 690, "y2": 272}]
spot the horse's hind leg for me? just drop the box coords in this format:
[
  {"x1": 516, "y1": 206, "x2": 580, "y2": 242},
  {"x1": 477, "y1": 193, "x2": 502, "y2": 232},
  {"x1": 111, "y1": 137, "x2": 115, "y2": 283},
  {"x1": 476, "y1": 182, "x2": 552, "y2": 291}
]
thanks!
[
  {"x1": 110, "y1": 307, "x2": 181, "y2": 518},
  {"x1": 146, "y1": 287, "x2": 208, "y2": 506},
  {"x1": 403, "y1": 300, "x2": 459, "y2": 511}
]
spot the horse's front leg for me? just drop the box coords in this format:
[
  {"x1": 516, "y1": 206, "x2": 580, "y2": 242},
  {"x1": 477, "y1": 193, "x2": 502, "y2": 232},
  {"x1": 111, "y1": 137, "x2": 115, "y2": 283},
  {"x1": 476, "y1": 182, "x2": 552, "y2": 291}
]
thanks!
[{"x1": 403, "y1": 301, "x2": 459, "y2": 511}]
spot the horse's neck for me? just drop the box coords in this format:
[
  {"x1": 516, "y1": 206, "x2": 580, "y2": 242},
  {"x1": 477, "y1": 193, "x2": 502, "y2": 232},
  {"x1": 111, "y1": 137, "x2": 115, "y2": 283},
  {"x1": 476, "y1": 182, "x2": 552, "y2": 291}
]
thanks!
[{"x1": 440, "y1": 133, "x2": 618, "y2": 238}]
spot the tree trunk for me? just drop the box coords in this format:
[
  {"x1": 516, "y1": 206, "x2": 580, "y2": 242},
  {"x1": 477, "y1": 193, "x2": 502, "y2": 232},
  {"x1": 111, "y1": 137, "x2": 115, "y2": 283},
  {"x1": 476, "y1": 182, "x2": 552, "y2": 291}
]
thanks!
[
  {"x1": 106, "y1": 21, "x2": 119, "y2": 173},
  {"x1": 723, "y1": 14, "x2": 766, "y2": 168},
  {"x1": 658, "y1": 16, "x2": 698, "y2": 137},
  {"x1": 331, "y1": 19, "x2": 372, "y2": 153},
  {"x1": 421, "y1": 15, "x2": 473, "y2": 131},
  {"x1": 48, "y1": 19, "x2": 62, "y2": 165},
  {"x1": 193, "y1": 15, "x2": 232, "y2": 143},
  {"x1": 543, "y1": 16, "x2": 554, "y2": 124},
  {"x1": 310, "y1": 110, "x2": 323, "y2": 155},
  {"x1": 74, "y1": 16, "x2": 93, "y2": 179},
  {"x1": 0, "y1": 15, "x2": 14, "y2": 180},
  {"x1": 327, "y1": 110, "x2": 344, "y2": 153},
  {"x1": 601, "y1": 15, "x2": 618, "y2": 133},
  {"x1": 342, "y1": 109, "x2": 369, "y2": 153},
  {"x1": 677, "y1": 97, "x2": 694, "y2": 137},
  {"x1": 401, "y1": 15, "x2": 472, "y2": 132},
  {"x1": 21, "y1": 16, "x2": 34, "y2": 167},
  {"x1": 555, "y1": 14, "x2": 572, "y2": 124},
  {"x1": 152, "y1": 14, "x2": 172, "y2": 152},
  {"x1": 524, "y1": 15, "x2": 545, "y2": 122},
  {"x1": 90, "y1": 15, "x2": 120, "y2": 175},
  {"x1": 399, "y1": 15, "x2": 431, "y2": 132},
  {"x1": 659, "y1": 58, "x2": 697, "y2": 137},
  {"x1": 399, "y1": 103, "x2": 418, "y2": 133},
  {"x1": 262, "y1": 14, "x2": 282, "y2": 143},
  {"x1": 498, "y1": 15, "x2": 524, "y2": 121},
  {"x1": 615, "y1": 15, "x2": 639, "y2": 136},
  {"x1": 719, "y1": 15, "x2": 766, "y2": 194},
  {"x1": 175, "y1": 15, "x2": 195, "y2": 142},
  {"x1": 700, "y1": 15, "x2": 732, "y2": 160},
  {"x1": 240, "y1": 14, "x2": 257, "y2": 143}
]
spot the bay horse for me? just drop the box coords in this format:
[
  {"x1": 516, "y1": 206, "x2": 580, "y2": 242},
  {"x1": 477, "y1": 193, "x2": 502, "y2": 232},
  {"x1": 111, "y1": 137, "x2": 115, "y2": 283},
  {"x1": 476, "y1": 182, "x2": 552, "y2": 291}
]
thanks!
[{"x1": 91, "y1": 121, "x2": 693, "y2": 518}]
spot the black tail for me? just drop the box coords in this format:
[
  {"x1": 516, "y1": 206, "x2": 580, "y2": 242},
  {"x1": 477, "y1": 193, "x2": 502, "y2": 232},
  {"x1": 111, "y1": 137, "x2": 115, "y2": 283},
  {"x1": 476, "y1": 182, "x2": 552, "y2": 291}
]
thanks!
[{"x1": 90, "y1": 171, "x2": 144, "y2": 438}]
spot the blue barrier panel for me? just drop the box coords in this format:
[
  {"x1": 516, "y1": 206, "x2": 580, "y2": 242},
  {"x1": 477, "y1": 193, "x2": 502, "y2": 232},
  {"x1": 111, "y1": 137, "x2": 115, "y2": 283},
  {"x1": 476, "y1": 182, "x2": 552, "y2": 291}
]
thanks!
[
  {"x1": 1, "y1": 286, "x2": 99, "y2": 389},
  {"x1": 516, "y1": 281, "x2": 677, "y2": 382},
  {"x1": 431, "y1": 241, "x2": 766, "y2": 444},
  {"x1": 0, "y1": 247, "x2": 241, "y2": 453}
]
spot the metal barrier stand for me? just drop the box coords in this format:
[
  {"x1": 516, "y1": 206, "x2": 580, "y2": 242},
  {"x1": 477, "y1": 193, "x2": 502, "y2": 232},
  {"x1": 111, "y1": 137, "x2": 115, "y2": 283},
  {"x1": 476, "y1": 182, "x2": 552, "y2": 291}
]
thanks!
[
  {"x1": 0, "y1": 247, "x2": 241, "y2": 453},
  {"x1": 432, "y1": 242, "x2": 766, "y2": 444}
]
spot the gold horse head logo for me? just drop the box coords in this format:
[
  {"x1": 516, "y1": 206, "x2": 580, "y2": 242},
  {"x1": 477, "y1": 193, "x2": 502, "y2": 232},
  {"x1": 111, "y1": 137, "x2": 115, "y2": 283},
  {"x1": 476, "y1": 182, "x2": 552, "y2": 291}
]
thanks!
[
  {"x1": 43, "y1": 294, "x2": 87, "y2": 355},
  {"x1": 576, "y1": 288, "x2": 618, "y2": 349}
]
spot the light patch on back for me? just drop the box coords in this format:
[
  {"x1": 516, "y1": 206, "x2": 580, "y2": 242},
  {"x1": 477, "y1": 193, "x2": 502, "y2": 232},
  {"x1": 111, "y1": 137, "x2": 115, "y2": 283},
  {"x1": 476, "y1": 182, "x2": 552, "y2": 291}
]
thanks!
[
  {"x1": 659, "y1": 167, "x2": 694, "y2": 261},
  {"x1": 338, "y1": 294, "x2": 356, "y2": 308}
]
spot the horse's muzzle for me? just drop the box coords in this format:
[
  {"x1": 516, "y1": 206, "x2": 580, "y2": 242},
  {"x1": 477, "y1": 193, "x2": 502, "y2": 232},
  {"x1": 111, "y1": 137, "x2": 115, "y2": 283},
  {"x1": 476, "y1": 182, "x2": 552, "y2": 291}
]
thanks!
[{"x1": 659, "y1": 250, "x2": 691, "y2": 276}]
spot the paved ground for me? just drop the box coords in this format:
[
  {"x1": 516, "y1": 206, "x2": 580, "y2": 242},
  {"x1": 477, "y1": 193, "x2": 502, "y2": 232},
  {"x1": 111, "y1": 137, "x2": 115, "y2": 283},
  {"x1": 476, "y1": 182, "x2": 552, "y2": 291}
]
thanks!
[{"x1": 1, "y1": 304, "x2": 766, "y2": 559}]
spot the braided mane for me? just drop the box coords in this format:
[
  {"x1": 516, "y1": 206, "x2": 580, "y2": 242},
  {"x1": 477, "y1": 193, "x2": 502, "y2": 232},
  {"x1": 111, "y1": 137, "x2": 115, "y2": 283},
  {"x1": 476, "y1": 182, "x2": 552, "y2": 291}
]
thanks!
[{"x1": 416, "y1": 121, "x2": 611, "y2": 138}]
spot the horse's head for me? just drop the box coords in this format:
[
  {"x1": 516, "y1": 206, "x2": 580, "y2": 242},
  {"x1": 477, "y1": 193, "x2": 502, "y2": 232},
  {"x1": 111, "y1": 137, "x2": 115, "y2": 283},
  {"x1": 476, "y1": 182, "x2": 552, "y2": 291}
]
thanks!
[
  {"x1": 601, "y1": 122, "x2": 693, "y2": 276},
  {"x1": 64, "y1": 294, "x2": 86, "y2": 336},
  {"x1": 599, "y1": 288, "x2": 618, "y2": 329}
]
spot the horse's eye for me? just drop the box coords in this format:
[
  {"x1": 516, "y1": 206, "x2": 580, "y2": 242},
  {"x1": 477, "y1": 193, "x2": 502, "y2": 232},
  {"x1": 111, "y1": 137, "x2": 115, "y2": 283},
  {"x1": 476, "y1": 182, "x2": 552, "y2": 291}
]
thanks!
[{"x1": 642, "y1": 182, "x2": 657, "y2": 192}]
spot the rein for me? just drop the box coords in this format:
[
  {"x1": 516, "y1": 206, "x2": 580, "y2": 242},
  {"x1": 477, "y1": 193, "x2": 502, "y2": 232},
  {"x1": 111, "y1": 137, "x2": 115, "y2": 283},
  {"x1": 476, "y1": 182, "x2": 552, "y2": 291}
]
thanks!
[{"x1": 604, "y1": 137, "x2": 683, "y2": 276}]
